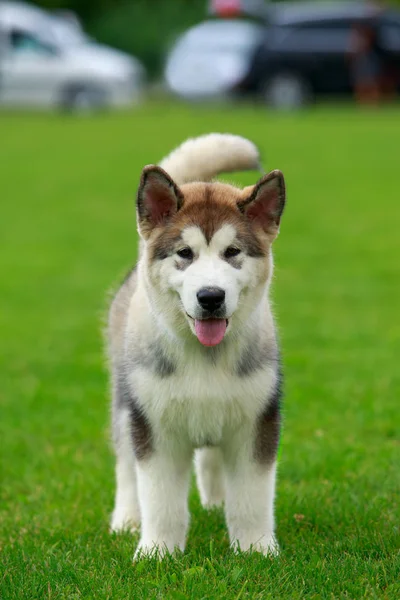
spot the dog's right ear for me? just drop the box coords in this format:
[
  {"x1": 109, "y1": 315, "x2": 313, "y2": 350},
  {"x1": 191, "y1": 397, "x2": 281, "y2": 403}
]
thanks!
[
  {"x1": 136, "y1": 166, "x2": 183, "y2": 238},
  {"x1": 237, "y1": 170, "x2": 285, "y2": 238}
]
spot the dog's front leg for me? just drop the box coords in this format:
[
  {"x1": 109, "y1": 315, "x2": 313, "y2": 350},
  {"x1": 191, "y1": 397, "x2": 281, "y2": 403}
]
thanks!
[
  {"x1": 223, "y1": 436, "x2": 279, "y2": 556},
  {"x1": 134, "y1": 447, "x2": 192, "y2": 559}
]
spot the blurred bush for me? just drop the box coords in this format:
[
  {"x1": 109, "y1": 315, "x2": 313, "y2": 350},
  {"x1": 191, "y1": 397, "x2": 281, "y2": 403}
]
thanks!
[{"x1": 87, "y1": 0, "x2": 205, "y2": 77}]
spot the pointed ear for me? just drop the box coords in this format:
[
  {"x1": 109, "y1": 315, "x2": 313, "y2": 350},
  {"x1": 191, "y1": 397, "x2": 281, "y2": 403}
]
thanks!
[
  {"x1": 238, "y1": 170, "x2": 286, "y2": 236},
  {"x1": 136, "y1": 166, "x2": 183, "y2": 238}
]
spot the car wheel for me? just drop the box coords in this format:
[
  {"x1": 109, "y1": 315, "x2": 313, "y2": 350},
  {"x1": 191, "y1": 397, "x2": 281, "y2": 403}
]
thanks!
[
  {"x1": 262, "y1": 73, "x2": 312, "y2": 110},
  {"x1": 61, "y1": 84, "x2": 108, "y2": 113}
]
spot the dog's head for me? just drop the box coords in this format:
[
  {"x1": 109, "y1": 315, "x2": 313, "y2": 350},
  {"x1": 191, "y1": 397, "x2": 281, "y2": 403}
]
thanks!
[{"x1": 136, "y1": 167, "x2": 285, "y2": 347}]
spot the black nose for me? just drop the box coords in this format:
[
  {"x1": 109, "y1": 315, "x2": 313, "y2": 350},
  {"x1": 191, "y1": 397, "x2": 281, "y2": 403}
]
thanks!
[{"x1": 197, "y1": 287, "x2": 226, "y2": 312}]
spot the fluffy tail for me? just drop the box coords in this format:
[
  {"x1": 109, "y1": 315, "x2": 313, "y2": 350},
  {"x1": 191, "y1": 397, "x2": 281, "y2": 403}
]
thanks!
[{"x1": 159, "y1": 133, "x2": 261, "y2": 185}]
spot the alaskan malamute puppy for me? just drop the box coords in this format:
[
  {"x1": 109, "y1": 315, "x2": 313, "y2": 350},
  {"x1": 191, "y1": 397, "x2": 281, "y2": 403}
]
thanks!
[{"x1": 107, "y1": 134, "x2": 285, "y2": 559}]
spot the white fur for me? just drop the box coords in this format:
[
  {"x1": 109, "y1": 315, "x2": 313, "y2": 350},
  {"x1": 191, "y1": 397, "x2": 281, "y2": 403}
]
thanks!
[
  {"x1": 195, "y1": 448, "x2": 225, "y2": 508},
  {"x1": 224, "y1": 453, "x2": 278, "y2": 554},
  {"x1": 134, "y1": 450, "x2": 192, "y2": 558},
  {"x1": 160, "y1": 133, "x2": 261, "y2": 184},
  {"x1": 169, "y1": 224, "x2": 265, "y2": 324},
  {"x1": 111, "y1": 408, "x2": 140, "y2": 533}
]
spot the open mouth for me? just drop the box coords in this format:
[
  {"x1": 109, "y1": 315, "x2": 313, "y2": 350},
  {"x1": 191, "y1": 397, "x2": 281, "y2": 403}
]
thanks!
[{"x1": 187, "y1": 315, "x2": 229, "y2": 347}]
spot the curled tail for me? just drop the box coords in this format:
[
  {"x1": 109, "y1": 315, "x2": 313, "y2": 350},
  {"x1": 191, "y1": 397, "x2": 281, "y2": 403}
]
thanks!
[{"x1": 159, "y1": 133, "x2": 261, "y2": 185}]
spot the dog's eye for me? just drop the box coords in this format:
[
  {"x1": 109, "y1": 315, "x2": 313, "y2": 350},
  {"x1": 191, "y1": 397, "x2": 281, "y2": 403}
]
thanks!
[
  {"x1": 177, "y1": 247, "x2": 194, "y2": 260},
  {"x1": 224, "y1": 246, "x2": 241, "y2": 259}
]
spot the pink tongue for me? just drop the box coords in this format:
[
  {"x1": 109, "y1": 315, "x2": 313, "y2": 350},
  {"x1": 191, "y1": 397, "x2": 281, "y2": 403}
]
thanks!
[{"x1": 194, "y1": 319, "x2": 227, "y2": 347}]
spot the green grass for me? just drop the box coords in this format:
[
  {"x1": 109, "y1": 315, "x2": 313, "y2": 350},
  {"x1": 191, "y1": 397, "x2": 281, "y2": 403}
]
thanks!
[{"x1": 1, "y1": 102, "x2": 399, "y2": 599}]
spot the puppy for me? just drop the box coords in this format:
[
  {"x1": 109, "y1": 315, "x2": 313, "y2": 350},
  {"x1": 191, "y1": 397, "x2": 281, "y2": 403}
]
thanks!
[{"x1": 107, "y1": 134, "x2": 285, "y2": 558}]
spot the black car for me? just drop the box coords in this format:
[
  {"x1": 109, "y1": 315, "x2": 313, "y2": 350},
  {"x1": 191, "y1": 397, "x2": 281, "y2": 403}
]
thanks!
[{"x1": 165, "y1": 1, "x2": 400, "y2": 108}]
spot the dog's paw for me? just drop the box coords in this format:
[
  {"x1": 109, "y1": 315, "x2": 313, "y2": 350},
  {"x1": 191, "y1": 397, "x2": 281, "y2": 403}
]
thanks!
[
  {"x1": 110, "y1": 509, "x2": 140, "y2": 534},
  {"x1": 259, "y1": 536, "x2": 280, "y2": 557},
  {"x1": 133, "y1": 541, "x2": 166, "y2": 562},
  {"x1": 133, "y1": 539, "x2": 183, "y2": 561},
  {"x1": 133, "y1": 542, "x2": 157, "y2": 561},
  {"x1": 232, "y1": 535, "x2": 279, "y2": 557}
]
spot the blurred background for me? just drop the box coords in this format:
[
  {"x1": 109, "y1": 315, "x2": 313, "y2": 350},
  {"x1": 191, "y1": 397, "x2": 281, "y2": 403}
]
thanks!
[
  {"x1": 0, "y1": 0, "x2": 400, "y2": 110},
  {"x1": 1, "y1": 1, "x2": 399, "y2": 597}
]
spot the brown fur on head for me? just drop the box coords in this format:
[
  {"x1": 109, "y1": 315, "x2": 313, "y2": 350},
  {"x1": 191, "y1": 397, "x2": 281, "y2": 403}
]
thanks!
[{"x1": 137, "y1": 166, "x2": 285, "y2": 246}]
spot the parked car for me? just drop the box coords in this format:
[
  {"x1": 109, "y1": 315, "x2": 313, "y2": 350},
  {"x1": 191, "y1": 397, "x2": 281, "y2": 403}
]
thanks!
[
  {"x1": 165, "y1": 18, "x2": 264, "y2": 100},
  {"x1": 0, "y1": 1, "x2": 146, "y2": 111},
  {"x1": 164, "y1": 1, "x2": 400, "y2": 108}
]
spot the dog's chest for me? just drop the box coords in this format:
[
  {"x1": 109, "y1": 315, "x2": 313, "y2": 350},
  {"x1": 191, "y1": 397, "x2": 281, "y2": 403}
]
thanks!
[{"x1": 129, "y1": 357, "x2": 276, "y2": 447}]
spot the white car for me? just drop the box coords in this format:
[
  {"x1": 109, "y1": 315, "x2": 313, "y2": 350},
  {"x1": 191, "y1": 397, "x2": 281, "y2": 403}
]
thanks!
[
  {"x1": 0, "y1": 1, "x2": 146, "y2": 111},
  {"x1": 164, "y1": 19, "x2": 263, "y2": 100}
]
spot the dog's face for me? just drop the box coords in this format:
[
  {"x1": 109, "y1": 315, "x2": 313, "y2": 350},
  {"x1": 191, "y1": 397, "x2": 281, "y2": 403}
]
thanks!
[{"x1": 137, "y1": 167, "x2": 285, "y2": 346}]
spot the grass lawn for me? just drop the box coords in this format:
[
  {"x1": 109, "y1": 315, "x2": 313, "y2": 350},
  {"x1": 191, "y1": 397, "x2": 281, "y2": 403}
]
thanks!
[{"x1": 1, "y1": 101, "x2": 399, "y2": 599}]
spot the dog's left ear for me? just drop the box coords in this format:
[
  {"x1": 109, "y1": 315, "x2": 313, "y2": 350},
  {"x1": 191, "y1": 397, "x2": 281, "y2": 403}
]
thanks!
[
  {"x1": 238, "y1": 170, "x2": 286, "y2": 236},
  {"x1": 137, "y1": 165, "x2": 183, "y2": 238}
]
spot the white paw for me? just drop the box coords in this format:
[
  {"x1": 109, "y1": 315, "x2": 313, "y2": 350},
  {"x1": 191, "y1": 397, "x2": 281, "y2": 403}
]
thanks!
[
  {"x1": 133, "y1": 539, "x2": 183, "y2": 561},
  {"x1": 259, "y1": 536, "x2": 280, "y2": 557},
  {"x1": 232, "y1": 536, "x2": 279, "y2": 556},
  {"x1": 110, "y1": 509, "x2": 140, "y2": 534},
  {"x1": 133, "y1": 541, "x2": 166, "y2": 561}
]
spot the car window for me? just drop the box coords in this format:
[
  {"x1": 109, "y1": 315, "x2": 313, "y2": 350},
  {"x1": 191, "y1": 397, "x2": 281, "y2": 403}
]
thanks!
[
  {"x1": 380, "y1": 23, "x2": 400, "y2": 51},
  {"x1": 295, "y1": 18, "x2": 353, "y2": 30},
  {"x1": 274, "y1": 24, "x2": 351, "y2": 53},
  {"x1": 9, "y1": 29, "x2": 57, "y2": 56}
]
